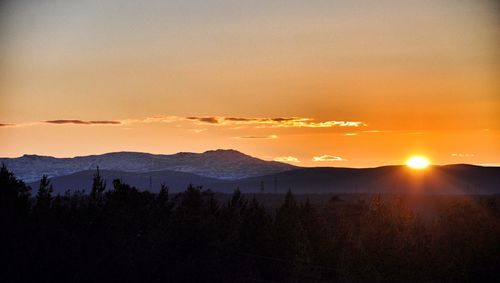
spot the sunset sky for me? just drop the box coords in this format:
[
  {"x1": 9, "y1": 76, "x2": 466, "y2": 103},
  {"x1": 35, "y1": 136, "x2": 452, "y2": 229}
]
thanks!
[{"x1": 1, "y1": 0, "x2": 499, "y2": 167}]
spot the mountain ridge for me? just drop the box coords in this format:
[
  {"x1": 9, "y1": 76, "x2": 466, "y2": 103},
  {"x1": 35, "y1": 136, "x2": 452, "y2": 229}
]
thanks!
[
  {"x1": 23, "y1": 164, "x2": 500, "y2": 195},
  {"x1": 0, "y1": 149, "x2": 297, "y2": 182}
]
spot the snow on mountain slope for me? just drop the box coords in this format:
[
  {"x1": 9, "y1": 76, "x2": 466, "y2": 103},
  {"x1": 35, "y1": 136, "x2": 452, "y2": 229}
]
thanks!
[{"x1": 0, "y1": 149, "x2": 297, "y2": 183}]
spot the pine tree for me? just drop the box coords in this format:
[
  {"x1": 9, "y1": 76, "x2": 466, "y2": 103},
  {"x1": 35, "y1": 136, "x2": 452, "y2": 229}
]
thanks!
[
  {"x1": 158, "y1": 183, "x2": 169, "y2": 205},
  {"x1": 34, "y1": 175, "x2": 53, "y2": 214},
  {"x1": 0, "y1": 164, "x2": 31, "y2": 219},
  {"x1": 156, "y1": 183, "x2": 173, "y2": 216},
  {"x1": 90, "y1": 166, "x2": 106, "y2": 204}
]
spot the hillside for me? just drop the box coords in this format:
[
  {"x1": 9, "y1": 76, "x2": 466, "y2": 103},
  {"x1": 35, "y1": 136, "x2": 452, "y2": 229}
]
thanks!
[
  {"x1": 27, "y1": 164, "x2": 500, "y2": 195},
  {"x1": 1, "y1": 149, "x2": 296, "y2": 183},
  {"x1": 230, "y1": 164, "x2": 500, "y2": 194}
]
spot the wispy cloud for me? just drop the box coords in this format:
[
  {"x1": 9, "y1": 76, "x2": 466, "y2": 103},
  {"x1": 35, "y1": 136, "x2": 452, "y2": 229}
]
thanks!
[
  {"x1": 2, "y1": 115, "x2": 366, "y2": 130},
  {"x1": 191, "y1": 129, "x2": 207, "y2": 133},
  {"x1": 1, "y1": 120, "x2": 122, "y2": 129},
  {"x1": 274, "y1": 156, "x2": 301, "y2": 163},
  {"x1": 45, "y1": 120, "x2": 121, "y2": 125},
  {"x1": 123, "y1": 115, "x2": 182, "y2": 124},
  {"x1": 312, "y1": 155, "x2": 343, "y2": 162},
  {"x1": 451, "y1": 153, "x2": 474, "y2": 157},
  {"x1": 235, "y1": 135, "x2": 278, "y2": 139},
  {"x1": 224, "y1": 117, "x2": 254, "y2": 122},
  {"x1": 186, "y1": 116, "x2": 220, "y2": 124},
  {"x1": 0, "y1": 123, "x2": 15, "y2": 127},
  {"x1": 183, "y1": 116, "x2": 365, "y2": 128}
]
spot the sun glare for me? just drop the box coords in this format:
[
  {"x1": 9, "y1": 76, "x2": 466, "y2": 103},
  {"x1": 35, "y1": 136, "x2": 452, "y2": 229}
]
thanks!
[{"x1": 406, "y1": 156, "x2": 430, "y2": 169}]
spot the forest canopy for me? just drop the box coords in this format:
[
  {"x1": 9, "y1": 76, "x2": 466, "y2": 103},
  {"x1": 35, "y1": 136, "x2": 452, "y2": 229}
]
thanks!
[{"x1": 1, "y1": 165, "x2": 499, "y2": 282}]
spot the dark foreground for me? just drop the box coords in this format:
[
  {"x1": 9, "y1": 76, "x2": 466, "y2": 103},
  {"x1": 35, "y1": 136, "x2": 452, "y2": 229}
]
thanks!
[{"x1": 2, "y1": 166, "x2": 500, "y2": 282}]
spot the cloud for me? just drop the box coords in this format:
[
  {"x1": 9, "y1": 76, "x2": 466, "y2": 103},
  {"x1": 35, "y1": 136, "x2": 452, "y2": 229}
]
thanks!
[
  {"x1": 133, "y1": 116, "x2": 181, "y2": 123},
  {"x1": 235, "y1": 135, "x2": 278, "y2": 139},
  {"x1": 191, "y1": 129, "x2": 207, "y2": 133},
  {"x1": 186, "y1": 116, "x2": 220, "y2": 124},
  {"x1": 271, "y1": 117, "x2": 295, "y2": 122},
  {"x1": 187, "y1": 116, "x2": 365, "y2": 128},
  {"x1": 45, "y1": 120, "x2": 121, "y2": 125},
  {"x1": 312, "y1": 155, "x2": 343, "y2": 162},
  {"x1": 451, "y1": 153, "x2": 474, "y2": 157},
  {"x1": 0, "y1": 123, "x2": 15, "y2": 127},
  {"x1": 225, "y1": 117, "x2": 253, "y2": 122},
  {"x1": 4, "y1": 115, "x2": 366, "y2": 131},
  {"x1": 253, "y1": 117, "x2": 365, "y2": 128},
  {"x1": 274, "y1": 156, "x2": 301, "y2": 163},
  {"x1": 0, "y1": 122, "x2": 41, "y2": 128}
]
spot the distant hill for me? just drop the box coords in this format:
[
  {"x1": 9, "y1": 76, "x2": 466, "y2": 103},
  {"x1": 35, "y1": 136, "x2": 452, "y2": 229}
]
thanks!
[
  {"x1": 229, "y1": 164, "x2": 500, "y2": 194},
  {"x1": 0, "y1": 149, "x2": 296, "y2": 183},
  {"x1": 27, "y1": 164, "x2": 500, "y2": 195},
  {"x1": 28, "y1": 169, "x2": 230, "y2": 194}
]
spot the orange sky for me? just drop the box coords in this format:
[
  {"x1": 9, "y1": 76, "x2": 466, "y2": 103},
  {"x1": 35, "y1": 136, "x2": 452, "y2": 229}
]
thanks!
[{"x1": 0, "y1": 0, "x2": 499, "y2": 167}]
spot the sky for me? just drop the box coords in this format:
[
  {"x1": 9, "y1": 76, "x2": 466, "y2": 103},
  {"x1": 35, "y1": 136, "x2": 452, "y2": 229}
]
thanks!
[{"x1": 0, "y1": 0, "x2": 499, "y2": 167}]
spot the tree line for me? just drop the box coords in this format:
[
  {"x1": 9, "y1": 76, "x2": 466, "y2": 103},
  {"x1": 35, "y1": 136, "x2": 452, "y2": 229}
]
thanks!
[{"x1": 1, "y1": 164, "x2": 500, "y2": 282}]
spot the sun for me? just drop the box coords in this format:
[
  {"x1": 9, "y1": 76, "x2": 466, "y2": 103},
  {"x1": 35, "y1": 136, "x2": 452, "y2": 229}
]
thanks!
[{"x1": 406, "y1": 156, "x2": 430, "y2": 169}]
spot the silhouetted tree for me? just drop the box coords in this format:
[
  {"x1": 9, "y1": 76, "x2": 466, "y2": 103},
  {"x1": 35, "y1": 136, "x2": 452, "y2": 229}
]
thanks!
[
  {"x1": 158, "y1": 183, "x2": 169, "y2": 205},
  {"x1": 169, "y1": 185, "x2": 222, "y2": 281},
  {"x1": 273, "y1": 189, "x2": 313, "y2": 281},
  {"x1": 1, "y1": 168, "x2": 499, "y2": 283},
  {"x1": 90, "y1": 166, "x2": 106, "y2": 205},
  {"x1": 0, "y1": 164, "x2": 31, "y2": 218},
  {"x1": 0, "y1": 165, "x2": 32, "y2": 281},
  {"x1": 34, "y1": 175, "x2": 53, "y2": 215}
]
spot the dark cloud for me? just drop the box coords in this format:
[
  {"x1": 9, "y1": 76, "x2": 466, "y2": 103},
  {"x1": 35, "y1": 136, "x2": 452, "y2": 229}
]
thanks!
[
  {"x1": 271, "y1": 117, "x2": 295, "y2": 122},
  {"x1": 186, "y1": 117, "x2": 220, "y2": 124},
  {"x1": 45, "y1": 120, "x2": 121, "y2": 125},
  {"x1": 225, "y1": 117, "x2": 253, "y2": 122},
  {"x1": 0, "y1": 123, "x2": 14, "y2": 127},
  {"x1": 88, "y1": 120, "x2": 122, "y2": 125}
]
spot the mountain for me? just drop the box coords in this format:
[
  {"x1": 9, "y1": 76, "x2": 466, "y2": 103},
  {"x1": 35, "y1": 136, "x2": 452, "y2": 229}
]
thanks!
[
  {"x1": 27, "y1": 164, "x2": 500, "y2": 195},
  {"x1": 0, "y1": 149, "x2": 296, "y2": 183},
  {"x1": 28, "y1": 169, "x2": 230, "y2": 195},
  {"x1": 228, "y1": 164, "x2": 500, "y2": 194}
]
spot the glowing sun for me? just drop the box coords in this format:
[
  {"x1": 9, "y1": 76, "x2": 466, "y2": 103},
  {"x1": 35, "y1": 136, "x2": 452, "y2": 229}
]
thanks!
[{"x1": 406, "y1": 156, "x2": 430, "y2": 169}]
